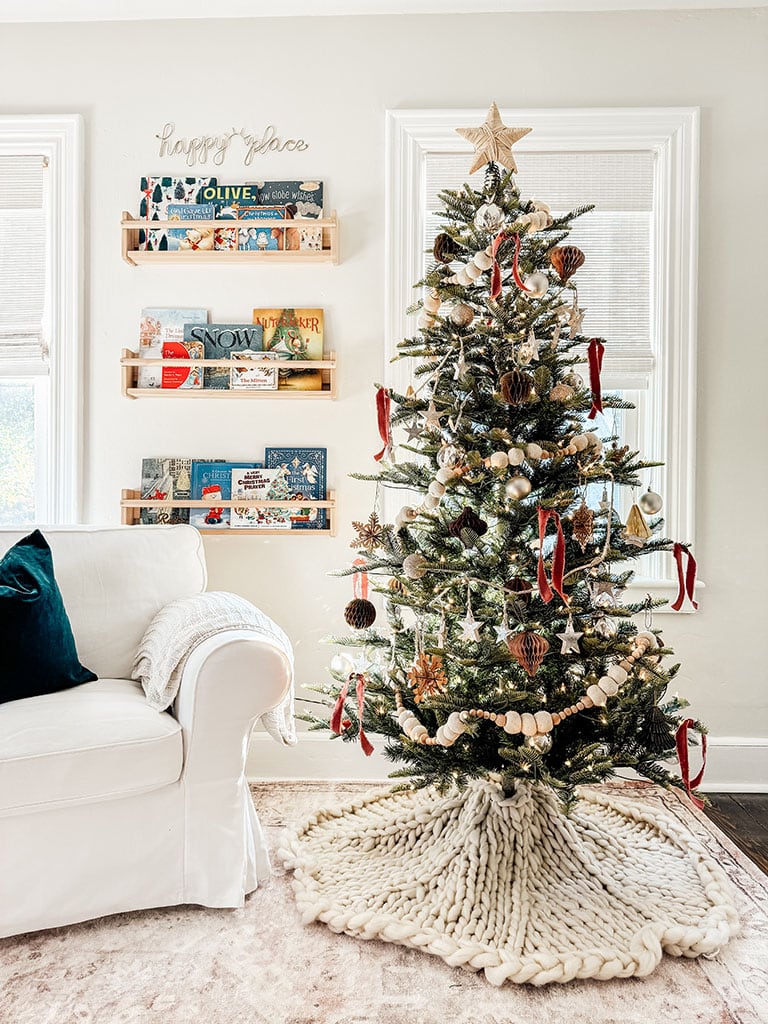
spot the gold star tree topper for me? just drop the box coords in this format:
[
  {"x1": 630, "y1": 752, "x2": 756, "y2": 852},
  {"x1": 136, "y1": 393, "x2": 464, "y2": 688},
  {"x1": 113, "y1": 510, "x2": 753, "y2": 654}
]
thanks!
[{"x1": 456, "y1": 102, "x2": 532, "y2": 176}]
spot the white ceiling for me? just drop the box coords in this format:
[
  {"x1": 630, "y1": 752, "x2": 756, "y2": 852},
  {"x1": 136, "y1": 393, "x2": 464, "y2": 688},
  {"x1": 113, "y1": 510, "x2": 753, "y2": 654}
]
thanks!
[{"x1": 0, "y1": 0, "x2": 765, "y2": 22}]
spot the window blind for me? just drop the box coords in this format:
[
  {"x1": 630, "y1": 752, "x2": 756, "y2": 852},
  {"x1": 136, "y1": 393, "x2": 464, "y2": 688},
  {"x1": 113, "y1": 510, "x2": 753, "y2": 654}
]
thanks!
[
  {"x1": 0, "y1": 155, "x2": 47, "y2": 368},
  {"x1": 424, "y1": 149, "x2": 656, "y2": 386}
]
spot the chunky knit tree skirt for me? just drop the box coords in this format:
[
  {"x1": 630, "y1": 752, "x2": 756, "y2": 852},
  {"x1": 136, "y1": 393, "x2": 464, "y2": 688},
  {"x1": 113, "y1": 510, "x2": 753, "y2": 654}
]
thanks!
[{"x1": 281, "y1": 780, "x2": 739, "y2": 986}]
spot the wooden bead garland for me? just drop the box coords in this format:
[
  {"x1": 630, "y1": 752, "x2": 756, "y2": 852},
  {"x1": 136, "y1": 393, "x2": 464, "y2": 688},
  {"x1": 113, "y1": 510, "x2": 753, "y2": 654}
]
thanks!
[{"x1": 394, "y1": 633, "x2": 657, "y2": 747}]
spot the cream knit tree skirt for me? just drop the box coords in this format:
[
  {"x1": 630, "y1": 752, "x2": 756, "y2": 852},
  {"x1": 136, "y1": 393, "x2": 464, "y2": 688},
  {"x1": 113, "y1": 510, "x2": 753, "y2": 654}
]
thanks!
[{"x1": 281, "y1": 780, "x2": 739, "y2": 986}]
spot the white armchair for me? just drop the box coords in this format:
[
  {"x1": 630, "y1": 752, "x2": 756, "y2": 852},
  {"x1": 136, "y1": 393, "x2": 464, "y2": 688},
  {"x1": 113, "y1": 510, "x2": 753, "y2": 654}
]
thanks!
[{"x1": 0, "y1": 525, "x2": 292, "y2": 938}]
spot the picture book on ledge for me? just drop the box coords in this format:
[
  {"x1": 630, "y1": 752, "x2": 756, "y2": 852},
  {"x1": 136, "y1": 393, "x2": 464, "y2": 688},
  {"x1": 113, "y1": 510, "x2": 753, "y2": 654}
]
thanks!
[
  {"x1": 138, "y1": 177, "x2": 217, "y2": 251},
  {"x1": 138, "y1": 308, "x2": 208, "y2": 389},
  {"x1": 167, "y1": 203, "x2": 215, "y2": 252},
  {"x1": 182, "y1": 323, "x2": 264, "y2": 389},
  {"x1": 230, "y1": 467, "x2": 293, "y2": 530},
  {"x1": 265, "y1": 447, "x2": 327, "y2": 530},
  {"x1": 252, "y1": 308, "x2": 324, "y2": 391},
  {"x1": 189, "y1": 460, "x2": 261, "y2": 528},
  {"x1": 139, "y1": 457, "x2": 192, "y2": 525}
]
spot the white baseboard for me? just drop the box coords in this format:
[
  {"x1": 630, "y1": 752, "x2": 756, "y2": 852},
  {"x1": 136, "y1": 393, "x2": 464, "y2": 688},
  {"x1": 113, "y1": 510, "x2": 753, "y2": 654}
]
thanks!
[{"x1": 247, "y1": 732, "x2": 768, "y2": 791}]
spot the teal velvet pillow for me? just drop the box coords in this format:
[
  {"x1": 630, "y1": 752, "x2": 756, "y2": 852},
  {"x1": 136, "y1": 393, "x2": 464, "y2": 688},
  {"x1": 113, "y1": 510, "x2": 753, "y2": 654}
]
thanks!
[{"x1": 0, "y1": 530, "x2": 97, "y2": 705}]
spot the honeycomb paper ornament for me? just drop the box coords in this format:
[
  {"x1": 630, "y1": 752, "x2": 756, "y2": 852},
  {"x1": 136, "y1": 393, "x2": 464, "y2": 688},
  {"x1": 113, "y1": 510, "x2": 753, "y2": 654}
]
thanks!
[
  {"x1": 500, "y1": 369, "x2": 535, "y2": 405},
  {"x1": 433, "y1": 232, "x2": 460, "y2": 264},
  {"x1": 448, "y1": 507, "x2": 489, "y2": 548},
  {"x1": 344, "y1": 597, "x2": 376, "y2": 630},
  {"x1": 549, "y1": 245, "x2": 586, "y2": 283},
  {"x1": 506, "y1": 630, "x2": 550, "y2": 676}
]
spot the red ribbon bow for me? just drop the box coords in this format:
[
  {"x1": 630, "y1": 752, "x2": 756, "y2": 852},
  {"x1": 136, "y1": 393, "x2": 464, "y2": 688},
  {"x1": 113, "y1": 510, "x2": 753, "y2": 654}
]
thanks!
[
  {"x1": 536, "y1": 508, "x2": 567, "y2": 604},
  {"x1": 352, "y1": 557, "x2": 369, "y2": 599},
  {"x1": 330, "y1": 673, "x2": 374, "y2": 757},
  {"x1": 671, "y1": 543, "x2": 698, "y2": 611},
  {"x1": 675, "y1": 719, "x2": 707, "y2": 808},
  {"x1": 330, "y1": 559, "x2": 374, "y2": 756},
  {"x1": 373, "y1": 386, "x2": 392, "y2": 463},
  {"x1": 587, "y1": 338, "x2": 605, "y2": 420}
]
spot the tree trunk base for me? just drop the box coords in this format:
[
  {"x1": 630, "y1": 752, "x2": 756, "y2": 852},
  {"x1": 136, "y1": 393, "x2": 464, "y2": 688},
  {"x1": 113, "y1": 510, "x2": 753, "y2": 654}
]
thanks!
[{"x1": 280, "y1": 780, "x2": 739, "y2": 986}]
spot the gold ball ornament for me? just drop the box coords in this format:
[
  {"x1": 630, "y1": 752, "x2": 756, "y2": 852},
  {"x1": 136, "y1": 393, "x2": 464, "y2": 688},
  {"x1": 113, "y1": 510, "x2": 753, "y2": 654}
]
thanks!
[
  {"x1": 344, "y1": 598, "x2": 377, "y2": 630},
  {"x1": 549, "y1": 382, "x2": 575, "y2": 402},
  {"x1": 505, "y1": 475, "x2": 532, "y2": 500},
  {"x1": 639, "y1": 486, "x2": 664, "y2": 515},
  {"x1": 403, "y1": 553, "x2": 429, "y2": 580},
  {"x1": 450, "y1": 303, "x2": 475, "y2": 327}
]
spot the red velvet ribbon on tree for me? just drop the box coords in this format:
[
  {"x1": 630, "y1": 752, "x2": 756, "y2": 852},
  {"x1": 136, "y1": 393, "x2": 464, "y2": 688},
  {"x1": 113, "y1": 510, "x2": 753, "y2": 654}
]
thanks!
[
  {"x1": 490, "y1": 231, "x2": 533, "y2": 301},
  {"x1": 352, "y1": 557, "x2": 369, "y2": 599},
  {"x1": 536, "y1": 508, "x2": 567, "y2": 604},
  {"x1": 671, "y1": 543, "x2": 699, "y2": 611},
  {"x1": 373, "y1": 386, "x2": 392, "y2": 462},
  {"x1": 675, "y1": 718, "x2": 707, "y2": 808},
  {"x1": 586, "y1": 338, "x2": 605, "y2": 420},
  {"x1": 330, "y1": 673, "x2": 374, "y2": 757},
  {"x1": 330, "y1": 560, "x2": 374, "y2": 755}
]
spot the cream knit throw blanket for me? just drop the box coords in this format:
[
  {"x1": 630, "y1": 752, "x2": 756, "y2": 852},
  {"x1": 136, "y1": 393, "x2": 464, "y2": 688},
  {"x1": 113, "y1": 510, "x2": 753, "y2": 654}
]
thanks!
[
  {"x1": 282, "y1": 779, "x2": 739, "y2": 985},
  {"x1": 132, "y1": 591, "x2": 296, "y2": 746}
]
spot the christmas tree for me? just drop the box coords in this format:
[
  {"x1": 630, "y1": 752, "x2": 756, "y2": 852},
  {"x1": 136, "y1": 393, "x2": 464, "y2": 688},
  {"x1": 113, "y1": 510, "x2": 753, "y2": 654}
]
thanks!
[
  {"x1": 306, "y1": 102, "x2": 702, "y2": 807},
  {"x1": 285, "y1": 105, "x2": 736, "y2": 985}
]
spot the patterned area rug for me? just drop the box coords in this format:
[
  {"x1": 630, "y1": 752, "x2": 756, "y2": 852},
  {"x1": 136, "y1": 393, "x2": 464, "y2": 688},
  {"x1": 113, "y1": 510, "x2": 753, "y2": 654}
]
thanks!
[{"x1": 1, "y1": 781, "x2": 766, "y2": 1024}]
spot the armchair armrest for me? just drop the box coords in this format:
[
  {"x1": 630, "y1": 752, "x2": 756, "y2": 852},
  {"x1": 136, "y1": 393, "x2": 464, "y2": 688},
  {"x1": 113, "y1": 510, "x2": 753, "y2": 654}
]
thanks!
[{"x1": 173, "y1": 629, "x2": 292, "y2": 784}]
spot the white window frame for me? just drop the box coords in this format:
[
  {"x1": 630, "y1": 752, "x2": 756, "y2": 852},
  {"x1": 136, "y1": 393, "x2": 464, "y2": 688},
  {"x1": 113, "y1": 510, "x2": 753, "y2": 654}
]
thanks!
[
  {"x1": 384, "y1": 107, "x2": 699, "y2": 608},
  {"x1": 0, "y1": 114, "x2": 84, "y2": 523}
]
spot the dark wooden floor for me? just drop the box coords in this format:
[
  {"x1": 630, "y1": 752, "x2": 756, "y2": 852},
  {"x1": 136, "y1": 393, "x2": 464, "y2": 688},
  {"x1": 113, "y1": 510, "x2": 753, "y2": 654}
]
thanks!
[{"x1": 704, "y1": 794, "x2": 768, "y2": 875}]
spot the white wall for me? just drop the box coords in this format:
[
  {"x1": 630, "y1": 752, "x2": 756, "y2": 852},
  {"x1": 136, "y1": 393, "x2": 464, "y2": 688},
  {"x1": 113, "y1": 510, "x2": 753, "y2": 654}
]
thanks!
[{"x1": 0, "y1": 8, "x2": 766, "y2": 785}]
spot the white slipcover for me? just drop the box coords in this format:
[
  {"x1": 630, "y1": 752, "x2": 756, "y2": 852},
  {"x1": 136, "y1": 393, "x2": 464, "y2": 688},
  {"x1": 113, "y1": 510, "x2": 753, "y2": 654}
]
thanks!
[{"x1": 0, "y1": 526, "x2": 292, "y2": 938}]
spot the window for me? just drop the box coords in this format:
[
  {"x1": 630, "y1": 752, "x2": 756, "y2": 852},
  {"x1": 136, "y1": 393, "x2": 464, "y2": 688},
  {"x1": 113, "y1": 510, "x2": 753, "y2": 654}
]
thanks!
[
  {"x1": 0, "y1": 116, "x2": 83, "y2": 524},
  {"x1": 385, "y1": 108, "x2": 699, "y2": 605}
]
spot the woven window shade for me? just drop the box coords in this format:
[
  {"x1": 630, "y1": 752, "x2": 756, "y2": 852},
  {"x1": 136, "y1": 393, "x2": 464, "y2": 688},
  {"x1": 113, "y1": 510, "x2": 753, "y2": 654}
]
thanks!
[
  {"x1": 0, "y1": 155, "x2": 47, "y2": 367},
  {"x1": 424, "y1": 149, "x2": 655, "y2": 384}
]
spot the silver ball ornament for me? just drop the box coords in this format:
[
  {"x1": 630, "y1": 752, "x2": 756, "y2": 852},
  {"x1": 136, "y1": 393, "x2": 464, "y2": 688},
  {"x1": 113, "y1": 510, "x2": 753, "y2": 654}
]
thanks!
[
  {"x1": 563, "y1": 371, "x2": 584, "y2": 389},
  {"x1": 450, "y1": 303, "x2": 475, "y2": 327},
  {"x1": 524, "y1": 733, "x2": 553, "y2": 753},
  {"x1": 639, "y1": 486, "x2": 664, "y2": 515},
  {"x1": 474, "y1": 203, "x2": 505, "y2": 232}
]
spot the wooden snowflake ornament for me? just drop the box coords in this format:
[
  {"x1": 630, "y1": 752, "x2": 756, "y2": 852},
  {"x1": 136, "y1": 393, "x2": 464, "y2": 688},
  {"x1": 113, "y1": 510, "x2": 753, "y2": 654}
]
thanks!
[
  {"x1": 351, "y1": 512, "x2": 385, "y2": 552},
  {"x1": 409, "y1": 653, "x2": 448, "y2": 704}
]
